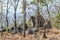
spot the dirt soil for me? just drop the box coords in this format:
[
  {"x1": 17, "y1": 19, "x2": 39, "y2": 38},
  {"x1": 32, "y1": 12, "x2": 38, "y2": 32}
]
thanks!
[{"x1": 0, "y1": 27, "x2": 60, "y2": 40}]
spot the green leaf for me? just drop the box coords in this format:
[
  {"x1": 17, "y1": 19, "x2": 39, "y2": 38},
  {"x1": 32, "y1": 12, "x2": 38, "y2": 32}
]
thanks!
[
  {"x1": 56, "y1": 14, "x2": 60, "y2": 20},
  {"x1": 40, "y1": 0, "x2": 46, "y2": 3},
  {"x1": 30, "y1": 0, "x2": 36, "y2": 5},
  {"x1": 40, "y1": 3, "x2": 46, "y2": 6},
  {"x1": 6, "y1": 26, "x2": 9, "y2": 32},
  {"x1": 26, "y1": 19, "x2": 31, "y2": 27}
]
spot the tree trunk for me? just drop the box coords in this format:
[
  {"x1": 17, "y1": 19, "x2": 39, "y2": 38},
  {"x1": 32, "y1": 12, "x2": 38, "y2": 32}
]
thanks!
[
  {"x1": 14, "y1": 9, "x2": 17, "y2": 29},
  {"x1": 46, "y1": 4, "x2": 51, "y2": 21},
  {"x1": 14, "y1": 0, "x2": 19, "y2": 29},
  {"x1": 36, "y1": 0, "x2": 40, "y2": 31},
  {"x1": 0, "y1": 3, "x2": 3, "y2": 37},
  {"x1": 6, "y1": 0, "x2": 9, "y2": 32},
  {"x1": 46, "y1": 3, "x2": 51, "y2": 32},
  {"x1": 23, "y1": 0, "x2": 26, "y2": 38},
  {"x1": 43, "y1": 27, "x2": 47, "y2": 38}
]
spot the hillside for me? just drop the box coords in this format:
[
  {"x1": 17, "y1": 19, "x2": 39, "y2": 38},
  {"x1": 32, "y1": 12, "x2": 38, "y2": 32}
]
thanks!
[{"x1": 0, "y1": 27, "x2": 60, "y2": 40}]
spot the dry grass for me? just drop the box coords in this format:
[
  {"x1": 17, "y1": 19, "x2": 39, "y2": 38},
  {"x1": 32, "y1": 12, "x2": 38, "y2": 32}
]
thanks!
[{"x1": 0, "y1": 28, "x2": 60, "y2": 40}]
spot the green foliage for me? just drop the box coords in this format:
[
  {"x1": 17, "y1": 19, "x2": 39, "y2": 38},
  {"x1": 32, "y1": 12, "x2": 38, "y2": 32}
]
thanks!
[
  {"x1": 56, "y1": 14, "x2": 60, "y2": 20},
  {"x1": 5, "y1": 26, "x2": 9, "y2": 32},
  {"x1": 21, "y1": 19, "x2": 31, "y2": 30},
  {"x1": 40, "y1": 2, "x2": 46, "y2": 6},
  {"x1": 54, "y1": 14, "x2": 60, "y2": 29},
  {"x1": 55, "y1": 22, "x2": 60, "y2": 29},
  {"x1": 26, "y1": 19, "x2": 31, "y2": 27},
  {"x1": 30, "y1": 0, "x2": 36, "y2": 5},
  {"x1": 49, "y1": 0, "x2": 53, "y2": 3},
  {"x1": 31, "y1": 0, "x2": 46, "y2": 6},
  {"x1": 51, "y1": 13, "x2": 60, "y2": 29},
  {"x1": 40, "y1": 0, "x2": 53, "y2": 6},
  {"x1": 31, "y1": 0, "x2": 53, "y2": 6},
  {"x1": 31, "y1": 0, "x2": 46, "y2": 5},
  {"x1": 40, "y1": 0, "x2": 46, "y2": 4}
]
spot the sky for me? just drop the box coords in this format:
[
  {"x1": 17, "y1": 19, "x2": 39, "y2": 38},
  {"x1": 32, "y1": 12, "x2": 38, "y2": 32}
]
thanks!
[
  {"x1": 0, "y1": 0, "x2": 60, "y2": 27},
  {"x1": 8, "y1": 0, "x2": 60, "y2": 16},
  {"x1": 0, "y1": 0, "x2": 60, "y2": 24},
  {"x1": 7, "y1": 0, "x2": 36, "y2": 20}
]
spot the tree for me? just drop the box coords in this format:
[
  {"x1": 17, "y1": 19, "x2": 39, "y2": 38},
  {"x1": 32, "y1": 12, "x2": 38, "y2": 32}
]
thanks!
[
  {"x1": 6, "y1": 0, "x2": 10, "y2": 32},
  {"x1": 0, "y1": 1, "x2": 3, "y2": 37},
  {"x1": 10, "y1": 0, "x2": 19, "y2": 29},
  {"x1": 55, "y1": 14, "x2": 60, "y2": 29},
  {"x1": 14, "y1": 0, "x2": 19, "y2": 29},
  {"x1": 36, "y1": 0, "x2": 40, "y2": 31},
  {"x1": 22, "y1": 0, "x2": 26, "y2": 37}
]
